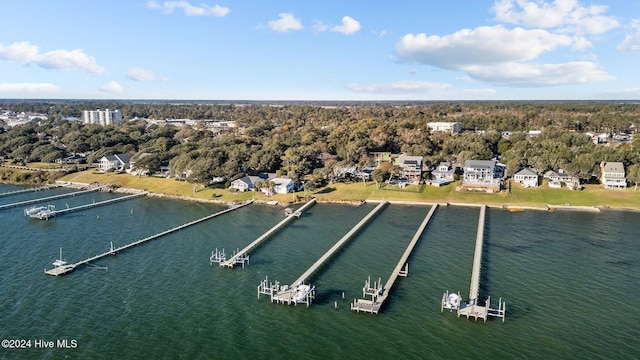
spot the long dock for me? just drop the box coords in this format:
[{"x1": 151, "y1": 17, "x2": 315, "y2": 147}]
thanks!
[
  {"x1": 442, "y1": 204, "x2": 506, "y2": 322},
  {"x1": 0, "y1": 184, "x2": 61, "y2": 198},
  {"x1": 258, "y1": 201, "x2": 388, "y2": 306},
  {"x1": 468, "y1": 204, "x2": 486, "y2": 302},
  {"x1": 26, "y1": 192, "x2": 147, "y2": 220},
  {"x1": 217, "y1": 198, "x2": 317, "y2": 268},
  {"x1": 45, "y1": 200, "x2": 253, "y2": 276},
  {"x1": 0, "y1": 185, "x2": 108, "y2": 210},
  {"x1": 351, "y1": 204, "x2": 438, "y2": 314}
]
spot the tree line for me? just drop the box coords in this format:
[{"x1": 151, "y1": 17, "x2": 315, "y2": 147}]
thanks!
[{"x1": 1, "y1": 101, "x2": 639, "y2": 187}]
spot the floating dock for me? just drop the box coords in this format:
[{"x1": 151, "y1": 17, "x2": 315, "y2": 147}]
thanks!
[
  {"x1": 441, "y1": 205, "x2": 506, "y2": 322},
  {"x1": 258, "y1": 201, "x2": 388, "y2": 307},
  {"x1": 0, "y1": 184, "x2": 108, "y2": 210},
  {"x1": 214, "y1": 198, "x2": 317, "y2": 268},
  {"x1": 26, "y1": 192, "x2": 147, "y2": 220},
  {"x1": 351, "y1": 204, "x2": 438, "y2": 314},
  {"x1": 0, "y1": 184, "x2": 61, "y2": 198},
  {"x1": 45, "y1": 200, "x2": 253, "y2": 276}
]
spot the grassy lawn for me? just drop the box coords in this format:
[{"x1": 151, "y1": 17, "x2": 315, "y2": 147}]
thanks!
[{"x1": 59, "y1": 170, "x2": 640, "y2": 209}]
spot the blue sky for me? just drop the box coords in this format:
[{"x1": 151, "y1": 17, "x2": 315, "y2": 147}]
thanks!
[{"x1": 1, "y1": 0, "x2": 639, "y2": 100}]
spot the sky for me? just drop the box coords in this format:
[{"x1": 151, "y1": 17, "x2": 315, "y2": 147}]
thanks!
[{"x1": 1, "y1": 0, "x2": 639, "y2": 101}]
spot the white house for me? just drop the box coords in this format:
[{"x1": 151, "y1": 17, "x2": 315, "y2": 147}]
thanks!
[
  {"x1": 600, "y1": 162, "x2": 626, "y2": 189},
  {"x1": 272, "y1": 178, "x2": 295, "y2": 194},
  {"x1": 462, "y1": 159, "x2": 504, "y2": 191},
  {"x1": 431, "y1": 162, "x2": 455, "y2": 182},
  {"x1": 98, "y1": 153, "x2": 131, "y2": 172},
  {"x1": 544, "y1": 169, "x2": 581, "y2": 190},
  {"x1": 513, "y1": 168, "x2": 538, "y2": 187},
  {"x1": 230, "y1": 176, "x2": 260, "y2": 192}
]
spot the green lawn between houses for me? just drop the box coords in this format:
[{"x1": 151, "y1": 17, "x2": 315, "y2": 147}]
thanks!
[{"x1": 58, "y1": 170, "x2": 640, "y2": 210}]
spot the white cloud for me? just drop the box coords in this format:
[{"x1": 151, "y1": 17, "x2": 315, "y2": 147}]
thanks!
[
  {"x1": 617, "y1": 19, "x2": 640, "y2": 52},
  {"x1": 0, "y1": 83, "x2": 58, "y2": 93},
  {"x1": 465, "y1": 61, "x2": 613, "y2": 86},
  {"x1": 99, "y1": 81, "x2": 123, "y2": 93},
  {"x1": 127, "y1": 67, "x2": 168, "y2": 81},
  {"x1": 346, "y1": 80, "x2": 451, "y2": 94},
  {"x1": 396, "y1": 25, "x2": 573, "y2": 69},
  {"x1": 0, "y1": 41, "x2": 105, "y2": 74},
  {"x1": 492, "y1": 0, "x2": 619, "y2": 35},
  {"x1": 395, "y1": 23, "x2": 614, "y2": 87},
  {"x1": 268, "y1": 13, "x2": 303, "y2": 32},
  {"x1": 331, "y1": 16, "x2": 361, "y2": 35},
  {"x1": 147, "y1": 1, "x2": 229, "y2": 17}
]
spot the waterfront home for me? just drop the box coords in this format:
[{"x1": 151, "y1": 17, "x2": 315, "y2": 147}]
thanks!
[
  {"x1": 461, "y1": 159, "x2": 504, "y2": 192},
  {"x1": 56, "y1": 154, "x2": 87, "y2": 165},
  {"x1": 272, "y1": 178, "x2": 295, "y2": 194},
  {"x1": 396, "y1": 155, "x2": 423, "y2": 182},
  {"x1": 544, "y1": 169, "x2": 581, "y2": 190},
  {"x1": 98, "y1": 153, "x2": 131, "y2": 172},
  {"x1": 600, "y1": 161, "x2": 627, "y2": 189},
  {"x1": 230, "y1": 176, "x2": 261, "y2": 192},
  {"x1": 513, "y1": 167, "x2": 539, "y2": 188},
  {"x1": 430, "y1": 162, "x2": 455, "y2": 185}
]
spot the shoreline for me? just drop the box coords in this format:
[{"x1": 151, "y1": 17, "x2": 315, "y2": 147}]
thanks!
[{"x1": 48, "y1": 180, "x2": 639, "y2": 213}]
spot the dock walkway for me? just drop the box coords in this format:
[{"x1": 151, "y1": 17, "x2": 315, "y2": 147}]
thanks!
[
  {"x1": 45, "y1": 200, "x2": 253, "y2": 276},
  {"x1": 217, "y1": 198, "x2": 316, "y2": 268},
  {"x1": 294, "y1": 201, "x2": 387, "y2": 286},
  {"x1": 351, "y1": 204, "x2": 438, "y2": 314},
  {"x1": 0, "y1": 184, "x2": 61, "y2": 198},
  {"x1": 258, "y1": 201, "x2": 388, "y2": 306},
  {"x1": 0, "y1": 185, "x2": 108, "y2": 210},
  {"x1": 442, "y1": 204, "x2": 506, "y2": 322},
  {"x1": 27, "y1": 192, "x2": 147, "y2": 220}
]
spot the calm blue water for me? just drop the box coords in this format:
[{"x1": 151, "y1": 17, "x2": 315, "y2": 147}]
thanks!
[{"x1": 1, "y1": 184, "x2": 639, "y2": 359}]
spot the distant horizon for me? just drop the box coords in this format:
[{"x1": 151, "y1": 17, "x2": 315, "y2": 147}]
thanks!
[{"x1": 2, "y1": 98, "x2": 640, "y2": 106}]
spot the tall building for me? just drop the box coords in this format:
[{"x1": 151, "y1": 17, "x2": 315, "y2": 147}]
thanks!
[
  {"x1": 82, "y1": 109, "x2": 123, "y2": 126},
  {"x1": 427, "y1": 121, "x2": 462, "y2": 134}
]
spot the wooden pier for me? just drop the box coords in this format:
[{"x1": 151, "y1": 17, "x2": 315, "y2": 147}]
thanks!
[
  {"x1": 26, "y1": 192, "x2": 147, "y2": 220},
  {"x1": 441, "y1": 205, "x2": 506, "y2": 322},
  {"x1": 0, "y1": 184, "x2": 108, "y2": 210},
  {"x1": 45, "y1": 200, "x2": 253, "y2": 276},
  {"x1": 258, "y1": 201, "x2": 388, "y2": 307},
  {"x1": 351, "y1": 204, "x2": 438, "y2": 314},
  {"x1": 0, "y1": 184, "x2": 61, "y2": 198},
  {"x1": 215, "y1": 198, "x2": 317, "y2": 268}
]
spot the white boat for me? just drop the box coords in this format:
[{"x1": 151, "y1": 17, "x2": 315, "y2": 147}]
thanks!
[
  {"x1": 24, "y1": 206, "x2": 47, "y2": 216},
  {"x1": 52, "y1": 248, "x2": 67, "y2": 267},
  {"x1": 444, "y1": 292, "x2": 460, "y2": 310},
  {"x1": 293, "y1": 284, "x2": 312, "y2": 303}
]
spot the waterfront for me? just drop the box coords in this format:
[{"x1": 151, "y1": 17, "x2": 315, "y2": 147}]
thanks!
[{"x1": 1, "y1": 184, "x2": 639, "y2": 359}]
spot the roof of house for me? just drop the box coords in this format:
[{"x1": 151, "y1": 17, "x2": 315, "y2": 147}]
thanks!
[
  {"x1": 465, "y1": 159, "x2": 496, "y2": 169},
  {"x1": 232, "y1": 176, "x2": 261, "y2": 186},
  {"x1": 602, "y1": 162, "x2": 625, "y2": 174},
  {"x1": 102, "y1": 153, "x2": 130, "y2": 163},
  {"x1": 515, "y1": 168, "x2": 538, "y2": 177}
]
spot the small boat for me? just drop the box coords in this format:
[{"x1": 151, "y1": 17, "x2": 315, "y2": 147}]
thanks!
[
  {"x1": 444, "y1": 292, "x2": 460, "y2": 311},
  {"x1": 52, "y1": 248, "x2": 67, "y2": 267},
  {"x1": 24, "y1": 206, "x2": 47, "y2": 216},
  {"x1": 293, "y1": 284, "x2": 312, "y2": 303}
]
